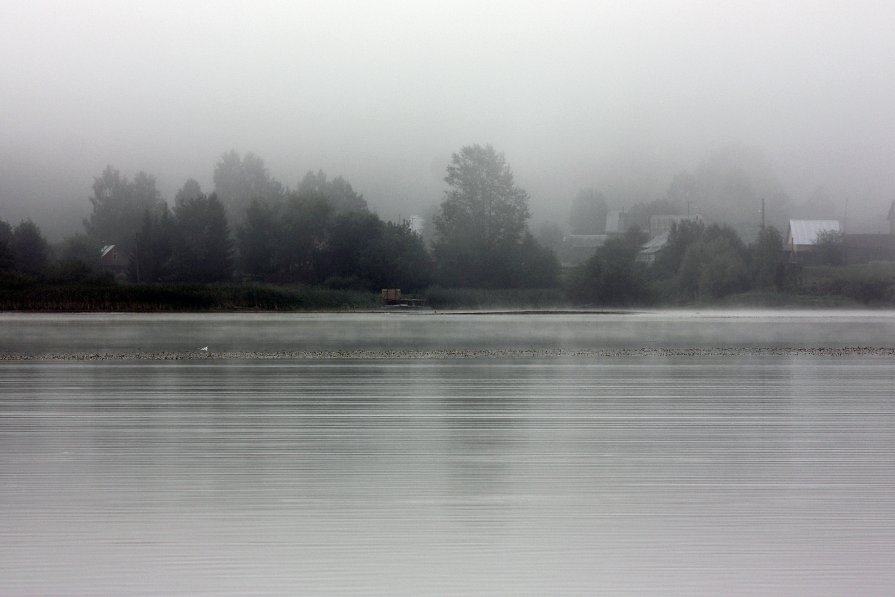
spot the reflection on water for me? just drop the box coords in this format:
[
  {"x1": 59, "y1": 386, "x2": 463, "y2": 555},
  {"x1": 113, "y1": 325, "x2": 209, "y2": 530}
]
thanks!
[{"x1": 2, "y1": 313, "x2": 895, "y2": 595}]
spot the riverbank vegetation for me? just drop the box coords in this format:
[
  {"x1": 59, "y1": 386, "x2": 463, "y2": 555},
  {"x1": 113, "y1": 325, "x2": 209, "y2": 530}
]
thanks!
[{"x1": 3, "y1": 144, "x2": 895, "y2": 311}]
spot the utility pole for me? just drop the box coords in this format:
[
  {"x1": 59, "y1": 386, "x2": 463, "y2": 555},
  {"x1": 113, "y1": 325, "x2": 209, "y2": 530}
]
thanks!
[{"x1": 843, "y1": 199, "x2": 848, "y2": 234}]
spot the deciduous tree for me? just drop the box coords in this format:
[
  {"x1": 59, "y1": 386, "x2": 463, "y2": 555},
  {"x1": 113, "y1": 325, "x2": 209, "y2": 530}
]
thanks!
[{"x1": 433, "y1": 144, "x2": 554, "y2": 287}]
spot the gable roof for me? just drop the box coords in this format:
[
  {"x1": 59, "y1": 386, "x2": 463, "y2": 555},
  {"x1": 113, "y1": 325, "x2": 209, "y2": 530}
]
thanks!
[
  {"x1": 788, "y1": 220, "x2": 840, "y2": 246},
  {"x1": 100, "y1": 245, "x2": 116, "y2": 258},
  {"x1": 639, "y1": 231, "x2": 670, "y2": 256}
]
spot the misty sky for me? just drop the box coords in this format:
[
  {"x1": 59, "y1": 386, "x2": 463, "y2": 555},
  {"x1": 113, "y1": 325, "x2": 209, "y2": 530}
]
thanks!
[{"x1": 2, "y1": 0, "x2": 895, "y2": 238}]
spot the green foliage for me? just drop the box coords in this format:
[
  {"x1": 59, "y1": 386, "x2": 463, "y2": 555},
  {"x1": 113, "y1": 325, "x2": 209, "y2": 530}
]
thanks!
[
  {"x1": 649, "y1": 221, "x2": 751, "y2": 302},
  {"x1": 129, "y1": 205, "x2": 176, "y2": 283},
  {"x1": 366, "y1": 221, "x2": 433, "y2": 291},
  {"x1": 297, "y1": 170, "x2": 368, "y2": 215},
  {"x1": 432, "y1": 144, "x2": 556, "y2": 288},
  {"x1": 320, "y1": 213, "x2": 433, "y2": 291},
  {"x1": 236, "y1": 190, "x2": 433, "y2": 290},
  {"x1": 653, "y1": 219, "x2": 705, "y2": 278},
  {"x1": 0, "y1": 219, "x2": 13, "y2": 271},
  {"x1": 46, "y1": 259, "x2": 114, "y2": 286},
  {"x1": 815, "y1": 229, "x2": 845, "y2": 266},
  {"x1": 567, "y1": 227, "x2": 652, "y2": 305},
  {"x1": 801, "y1": 263, "x2": 895, "y2": 304},
  {"x1": 170, "y1": 191, "x2": 234, "y2": 283},
  {"x1": 697, "y1": 236, "x2": 750, "y2": 299},
  {"x1": 10, "y1": 220, "x2": 50, "y2": 277},
  {"x1": 325, "y1": 211, "x2": 384, "y2": 281},
  {"x1": 55, "y1": 233, "x2": 100, "y2": 270},
  {"x1": 515, "y1": 233, "x2": 561, "y2": 288},
  {"x1": 213, "y1": 150, "x2": 284, "y2": 223},
  {"x1": 275, "y1": 194, "x2": 334, "y2": 283},
  {"x1": 569, "y1": 188, "x2": 608, "y2": 234},
  {"x1": 0, "y1": 283, "x2": 382, "y2": 312},
  {"x1": 750, "y1": 226, "x2": 785, "y2": 289},
  {"x1": 237, "y1": 198, "x2": 278, "y2": 277},
  {"x1": 85, "y1": 166, "x2": 162, "y2": 251}
]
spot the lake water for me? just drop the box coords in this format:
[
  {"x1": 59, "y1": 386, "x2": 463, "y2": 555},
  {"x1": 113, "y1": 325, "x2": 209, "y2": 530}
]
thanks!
[{"x1": 2, "y1": 311, "x2": 895, "y2": 595}]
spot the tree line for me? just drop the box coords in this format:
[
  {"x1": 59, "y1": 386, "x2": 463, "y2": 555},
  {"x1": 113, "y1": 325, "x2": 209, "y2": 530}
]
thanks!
[
  {"x1": 5, "y1": 143, "x2": 883, "y2": 307},
  {"x1": 2, "y1": 145, "x2": 559, "y2": 293},
  {"x1": 566, "y1": 221, "x2": 790, "y2": 305}
]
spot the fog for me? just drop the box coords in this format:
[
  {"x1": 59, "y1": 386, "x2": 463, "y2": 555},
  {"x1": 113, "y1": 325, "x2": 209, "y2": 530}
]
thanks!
[{"x1": 3, "y1": 1, "x2": 895, "y2": 239}]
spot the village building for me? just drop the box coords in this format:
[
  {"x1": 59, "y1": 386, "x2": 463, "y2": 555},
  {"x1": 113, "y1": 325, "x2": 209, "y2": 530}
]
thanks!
[
  {"x1": 636, "y1": 232, "x2": 670, "y2": 265},
  {"x1": 99, "y1": 244, "x2": 129, "y2": 277},
  {"x1": 785, "y1": 220, "x2": 841, "y2": 259}
]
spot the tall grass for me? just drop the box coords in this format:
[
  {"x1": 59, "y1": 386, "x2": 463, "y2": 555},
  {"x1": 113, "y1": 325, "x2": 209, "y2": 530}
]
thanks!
[{"x1": 0, "y1": 282, "x2": 381, "y2": 312}]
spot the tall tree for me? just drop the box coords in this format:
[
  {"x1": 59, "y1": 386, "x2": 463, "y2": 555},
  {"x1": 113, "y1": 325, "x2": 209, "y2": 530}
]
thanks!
[
  {"x1": 0, "y1": 219, "x2": 13, "y2": 271},
  {"x1": 213, "y1": 150, "x2": 284, "y2": 224},
  {"x1": 237, "y1": 198, "x2": 278, "y2": 279},
  {"x1": 10, "y1": 220, "x2": 50, "y2": 277},
  {"x1": 84, "y1": 166, "x2": 162, "y2": 251},
  {"x1": 567, "y1": 227, "x2": 650, "y2": 304},
  {"x1": 170, "y1": 189, "x2": 234, "y2": 282},
  {"x1": 129, "y1": 204, "x2": 175, "y2": 283},
  {"x1": 275, "y1": 194, "x2": 333, "y2": 283},
  {"x1": 432, "y1": 144, "x2": 539, "y2": 287},
  {"x1": 297, "y1": 170, "x2": 368, "y2": 215}
]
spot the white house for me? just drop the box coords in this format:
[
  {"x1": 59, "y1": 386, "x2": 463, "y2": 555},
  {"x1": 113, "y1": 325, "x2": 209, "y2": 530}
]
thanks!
[{"x1": 786, "y1": 220, "x2": 841, "y2": 254}]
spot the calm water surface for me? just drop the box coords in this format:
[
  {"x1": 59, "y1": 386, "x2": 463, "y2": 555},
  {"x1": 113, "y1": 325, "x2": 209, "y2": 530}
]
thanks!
[{"x1": 2, "y1": 311, "x2": 895, "y2": 595}]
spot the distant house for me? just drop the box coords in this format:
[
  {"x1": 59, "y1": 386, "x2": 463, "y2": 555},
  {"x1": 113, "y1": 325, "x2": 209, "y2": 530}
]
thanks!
[
  {"x1": 785, "y1": 220, "x2": 841, "y2": 256},
  {"x1": 604, "y1": 211, "x2": 633, "y2": 235},
  {"x1": 559, "y1": 234, "x2": 608, "y2": 267},
  {"x1": 636, "y1": 231, "x2": 670, "y2": 265},
  {"x1": 100, "y1": 245, "x2": 129, "y2": 276}
]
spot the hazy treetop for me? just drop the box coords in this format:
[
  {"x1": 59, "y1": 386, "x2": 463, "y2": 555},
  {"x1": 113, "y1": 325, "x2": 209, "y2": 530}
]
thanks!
[{"x1": 2, "y1": 1, "x2": 895, "y2": 235}]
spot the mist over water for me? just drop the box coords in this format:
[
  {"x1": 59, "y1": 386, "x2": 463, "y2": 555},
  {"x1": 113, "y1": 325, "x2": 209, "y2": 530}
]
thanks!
[{"x1": 2, "y1": 312, "x2": 895, "y2": 595}]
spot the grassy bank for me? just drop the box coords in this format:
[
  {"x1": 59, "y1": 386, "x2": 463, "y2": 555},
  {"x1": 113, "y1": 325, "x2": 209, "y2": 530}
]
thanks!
[
  {"x1": 4, "y1": 268, "x2": 895, "y2": 312},
  {"x1": 0, "y1": 281, "x2": 381, "y2": 312}
]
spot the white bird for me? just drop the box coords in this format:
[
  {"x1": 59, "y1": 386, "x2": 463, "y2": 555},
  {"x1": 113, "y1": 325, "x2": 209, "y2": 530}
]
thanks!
[{"x1": 200, "y1": 346, "x2": 208, "y2": 352}]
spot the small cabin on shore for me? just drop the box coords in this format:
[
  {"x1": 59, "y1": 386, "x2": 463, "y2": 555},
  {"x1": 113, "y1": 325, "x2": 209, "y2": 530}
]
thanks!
[{"x1": 100, "y1": 245, "x2": 129, "y2": 276}]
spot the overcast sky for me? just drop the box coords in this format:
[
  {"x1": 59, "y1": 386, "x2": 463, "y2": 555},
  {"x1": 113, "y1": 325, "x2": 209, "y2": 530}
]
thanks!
[{"x1": 2, "y1": 0, "x2": 895, "y2": 235}]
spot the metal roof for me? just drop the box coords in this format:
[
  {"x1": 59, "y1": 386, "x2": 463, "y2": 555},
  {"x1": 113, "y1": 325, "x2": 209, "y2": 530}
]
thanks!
[
  {"x1": 639, "y1": 231, "x2": 669, "y2": 255},
  {"x1": 100, "y1": 245, "x2": 116, "y2": 257},
  {"x1": 788, "y1": 220, "x2": 840, "y2": 246}
]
